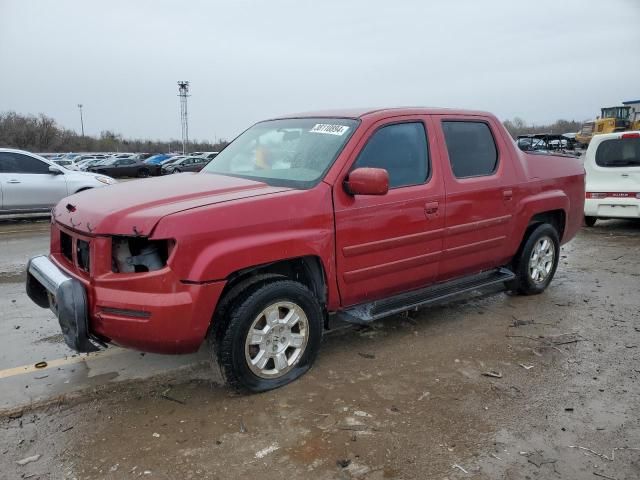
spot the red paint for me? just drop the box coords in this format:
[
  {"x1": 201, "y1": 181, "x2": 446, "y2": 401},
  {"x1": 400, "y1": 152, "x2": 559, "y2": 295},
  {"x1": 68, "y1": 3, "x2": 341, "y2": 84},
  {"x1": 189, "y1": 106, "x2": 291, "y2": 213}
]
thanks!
[{"x1": 48, "y1": 108, "x2": 585, "y2": 354}]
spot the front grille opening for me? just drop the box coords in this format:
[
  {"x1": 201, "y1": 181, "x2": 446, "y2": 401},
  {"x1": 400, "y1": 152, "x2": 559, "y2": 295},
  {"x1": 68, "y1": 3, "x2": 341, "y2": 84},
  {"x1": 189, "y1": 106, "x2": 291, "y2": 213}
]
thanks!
[
  {"x1": 76, "y1": 239, "x2": 90, "y2": 272},
  {"x1": 61, "y1": 232, "x2": 73, "y2": 262},
  {"x1": 112, "y1": 237, "x2": 169, "y2": 273}
]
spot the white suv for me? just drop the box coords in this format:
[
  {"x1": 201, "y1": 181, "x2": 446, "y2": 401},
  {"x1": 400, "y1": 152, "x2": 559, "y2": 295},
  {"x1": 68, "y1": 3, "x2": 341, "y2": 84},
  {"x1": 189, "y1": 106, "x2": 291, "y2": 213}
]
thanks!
[
  {"x1": 0, "y1": 148, "x2": 117, "y2": 215},
  {"x1": 584, "y1": 131, "x2": 640, "y2": 226}
]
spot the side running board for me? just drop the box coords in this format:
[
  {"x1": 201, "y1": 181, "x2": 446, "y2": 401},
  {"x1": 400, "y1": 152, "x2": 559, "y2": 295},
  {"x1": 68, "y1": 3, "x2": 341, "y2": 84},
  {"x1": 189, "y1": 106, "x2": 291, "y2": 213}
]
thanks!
[{"x1": 337, "y1": 267, "x2": 515, "y2": 324}]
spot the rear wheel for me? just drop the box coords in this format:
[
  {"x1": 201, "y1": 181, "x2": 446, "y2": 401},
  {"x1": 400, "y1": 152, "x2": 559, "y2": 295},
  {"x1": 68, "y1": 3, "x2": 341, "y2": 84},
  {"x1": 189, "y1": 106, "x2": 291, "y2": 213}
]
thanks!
[
  {"x1": 584, "y1": 216, "x2": 597, "y2": 227},
  {"x1": 509, "y1": 223, "x2": 560, "y2": 295},
  {"x1": 214, "y1": 280, "x2": 323, "y2": 392}
]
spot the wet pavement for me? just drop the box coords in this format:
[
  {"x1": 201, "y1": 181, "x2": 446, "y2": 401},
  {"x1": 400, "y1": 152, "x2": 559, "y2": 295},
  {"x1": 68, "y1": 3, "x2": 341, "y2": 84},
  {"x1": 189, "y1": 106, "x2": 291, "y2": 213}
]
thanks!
[
  {"x1": 0, "y1": 218, "x2": 211, "y2": 412},
  {"x1": 0, "y1": 218, "x2": 639, "y2": 479}
]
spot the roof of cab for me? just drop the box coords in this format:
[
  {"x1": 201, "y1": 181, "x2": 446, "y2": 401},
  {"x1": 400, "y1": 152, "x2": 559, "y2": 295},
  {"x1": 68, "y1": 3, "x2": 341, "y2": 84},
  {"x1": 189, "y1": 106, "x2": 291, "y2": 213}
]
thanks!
[{"x1": 269, "y1": 107, "x2": 494, "y2": 120}]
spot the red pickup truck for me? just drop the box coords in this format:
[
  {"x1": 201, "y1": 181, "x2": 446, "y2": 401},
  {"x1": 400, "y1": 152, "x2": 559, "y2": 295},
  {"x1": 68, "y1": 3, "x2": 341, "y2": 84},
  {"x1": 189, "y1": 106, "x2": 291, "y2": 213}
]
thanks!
[{"x1": 26, "y1": 108, "x2": 585, "y2": 392}]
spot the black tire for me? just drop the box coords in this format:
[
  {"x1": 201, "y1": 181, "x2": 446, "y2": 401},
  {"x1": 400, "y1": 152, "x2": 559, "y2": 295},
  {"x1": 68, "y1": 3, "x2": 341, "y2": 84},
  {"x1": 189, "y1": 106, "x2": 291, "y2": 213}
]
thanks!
[
  {"x1": 509, "y1": 223, "x2": 560, "y2": 295},
  {"x1": 214, "y1": 280, "x2": 323, "y2": 393},
  {"x1": 137, "y1": 168, "x2": 150, "y2": 178},
  {"x1": 173, "y1": 168, "x2": 181, "y2": 174},
  {"x1": 584, "y1": 216, "x2": 597, "y2": 227}
]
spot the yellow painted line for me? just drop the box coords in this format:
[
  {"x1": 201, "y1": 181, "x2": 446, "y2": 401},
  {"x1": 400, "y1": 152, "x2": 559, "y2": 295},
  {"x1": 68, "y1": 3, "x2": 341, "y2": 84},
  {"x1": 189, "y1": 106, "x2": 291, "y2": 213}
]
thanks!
[
  {"x1": 0, "y1": 347, "x2": 125, "y2": 380},
  {"x1": 0, "y1": 228, "x2": 50, "y2": 235}
]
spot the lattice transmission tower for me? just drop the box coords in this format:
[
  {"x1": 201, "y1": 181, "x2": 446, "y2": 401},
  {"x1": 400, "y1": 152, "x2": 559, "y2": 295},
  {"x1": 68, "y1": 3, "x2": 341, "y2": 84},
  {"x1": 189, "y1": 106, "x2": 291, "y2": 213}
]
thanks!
[{"x1": 177, "y1": 81, "x2": 190, "y2": 154}]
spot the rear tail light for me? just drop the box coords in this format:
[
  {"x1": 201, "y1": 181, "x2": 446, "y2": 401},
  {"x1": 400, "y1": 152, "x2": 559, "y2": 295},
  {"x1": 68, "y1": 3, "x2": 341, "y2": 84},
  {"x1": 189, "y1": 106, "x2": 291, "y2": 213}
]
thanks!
[
  {"x1": 621, "y1": 132, "x2": 640, "y2": 139},
  {"x1": 586, "y1": 192, "x2": 639, "y2": 199},
  {"x1": 586, "y1": 192, "x2": 606, "y2": 199}
]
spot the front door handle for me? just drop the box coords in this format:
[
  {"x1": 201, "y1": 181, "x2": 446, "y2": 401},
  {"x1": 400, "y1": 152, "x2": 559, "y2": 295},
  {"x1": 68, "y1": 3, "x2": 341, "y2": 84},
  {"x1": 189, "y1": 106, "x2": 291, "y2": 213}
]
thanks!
[
  {"x1": 503, "y1": 189, "x2": 513, "y2": 201},
  {"x1": 7, "y1": 179, "x2": 21, "y2": 184},
  {"x1": 424, "y1": 201, "x2": 439, "y2": 219}
]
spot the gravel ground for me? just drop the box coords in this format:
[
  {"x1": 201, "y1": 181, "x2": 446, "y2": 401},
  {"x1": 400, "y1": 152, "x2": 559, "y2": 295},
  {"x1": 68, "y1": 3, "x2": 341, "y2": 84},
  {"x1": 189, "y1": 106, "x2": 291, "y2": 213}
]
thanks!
[{"x1": 1, "y1": 220, "x2": 639, "y2": 480}]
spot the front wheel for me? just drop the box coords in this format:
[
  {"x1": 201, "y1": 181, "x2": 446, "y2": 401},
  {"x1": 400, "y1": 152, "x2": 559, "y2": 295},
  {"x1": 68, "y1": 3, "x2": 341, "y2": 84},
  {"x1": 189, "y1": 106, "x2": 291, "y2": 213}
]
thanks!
[
  {"x1": 584, "y1": 216, "x2": 597, "y2": 227},
  {"x1": 214, "y1": 280, "x2": 323, "y2": 392},
  {"x1": 509, "y1": 223, "x2": 560, "y2": 295},
  {"x1": 137, "y1": 168, "x2": 150, "y2": 178}
]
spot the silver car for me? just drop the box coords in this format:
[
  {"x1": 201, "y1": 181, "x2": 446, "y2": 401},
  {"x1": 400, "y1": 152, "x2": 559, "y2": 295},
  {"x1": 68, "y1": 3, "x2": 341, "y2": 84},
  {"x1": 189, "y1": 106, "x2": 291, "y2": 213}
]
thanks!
[{"x1": 0, "y1": 148, "x2": 117, "y2": 215}]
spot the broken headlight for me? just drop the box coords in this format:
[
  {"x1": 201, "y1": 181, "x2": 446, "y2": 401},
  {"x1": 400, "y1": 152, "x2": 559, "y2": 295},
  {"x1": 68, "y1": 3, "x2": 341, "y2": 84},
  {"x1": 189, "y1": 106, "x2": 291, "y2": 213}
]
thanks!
[{"x1": 112, "y1": 237, "x2": 173, "y2": 273}]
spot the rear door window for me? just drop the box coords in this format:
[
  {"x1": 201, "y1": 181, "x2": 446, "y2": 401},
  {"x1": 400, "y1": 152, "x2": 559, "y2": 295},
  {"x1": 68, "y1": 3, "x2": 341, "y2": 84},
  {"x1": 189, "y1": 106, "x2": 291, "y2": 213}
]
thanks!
[
  {"x1": 442, "y1": 121, "x2": 498, "y2": 178},
  {"x1": 595, "y1": 137, "x2": 640, "y2": 168}
]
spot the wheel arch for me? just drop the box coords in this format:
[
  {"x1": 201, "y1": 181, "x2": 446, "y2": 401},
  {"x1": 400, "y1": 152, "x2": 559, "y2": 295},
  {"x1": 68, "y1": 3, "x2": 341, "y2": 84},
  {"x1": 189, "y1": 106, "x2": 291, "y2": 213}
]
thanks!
[
  {"x1": 510, "y1": 208, "x2": 566, "y2": 270},
  {"x1": 209, "y1": 256, "x2": 329, "y2": 340}
]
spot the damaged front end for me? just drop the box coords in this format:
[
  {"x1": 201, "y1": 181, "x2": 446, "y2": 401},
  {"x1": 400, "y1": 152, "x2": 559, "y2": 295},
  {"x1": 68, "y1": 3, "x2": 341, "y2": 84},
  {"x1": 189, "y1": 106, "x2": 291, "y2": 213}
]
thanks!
[{"x1": 111, "y1": 236, "x2": 174, "y2": 273}]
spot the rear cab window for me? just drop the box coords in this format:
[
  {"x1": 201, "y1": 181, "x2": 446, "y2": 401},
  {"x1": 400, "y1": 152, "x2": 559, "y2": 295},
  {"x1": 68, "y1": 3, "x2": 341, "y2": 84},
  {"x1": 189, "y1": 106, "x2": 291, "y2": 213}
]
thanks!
[
  {"x1": 442, "y1": 121, "x2": 498, "y2": 178},
  {"x1": 596, "y1": 137, "x2": 640, "y2": 168}
]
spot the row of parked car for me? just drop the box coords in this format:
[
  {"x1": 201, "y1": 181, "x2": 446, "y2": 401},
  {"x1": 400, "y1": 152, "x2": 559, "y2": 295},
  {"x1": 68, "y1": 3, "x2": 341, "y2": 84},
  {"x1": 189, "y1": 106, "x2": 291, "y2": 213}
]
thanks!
[{"x1": 40, "y1": 151, "x2": 219, "y2": 178}]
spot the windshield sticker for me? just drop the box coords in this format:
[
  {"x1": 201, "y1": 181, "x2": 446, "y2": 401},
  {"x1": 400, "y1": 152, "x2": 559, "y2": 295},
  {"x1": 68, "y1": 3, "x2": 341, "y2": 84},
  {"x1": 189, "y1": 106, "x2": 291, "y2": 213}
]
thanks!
[{"x1": 309, "y1": 124, "x2": 350, "y2": 136}]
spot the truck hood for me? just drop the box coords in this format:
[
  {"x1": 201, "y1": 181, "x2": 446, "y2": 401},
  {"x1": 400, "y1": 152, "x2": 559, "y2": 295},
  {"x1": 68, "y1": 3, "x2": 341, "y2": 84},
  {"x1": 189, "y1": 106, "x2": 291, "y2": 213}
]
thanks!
[{"x1": 53, "y1": 173, "x2": 291, "y2": 236}]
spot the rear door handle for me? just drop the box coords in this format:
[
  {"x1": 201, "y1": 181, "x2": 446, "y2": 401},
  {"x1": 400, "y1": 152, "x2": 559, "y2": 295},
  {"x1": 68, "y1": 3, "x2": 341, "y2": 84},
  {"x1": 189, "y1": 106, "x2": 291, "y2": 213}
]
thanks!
[
  {"x1": 424, "y1": 201, "x2": 439, "y2": 218},
  {"x1": 503, "y1": 189, "x2": 513, "y2": 201},
  {"x1": 7, "y1": 179, "x2": 21, "y2": 184}
]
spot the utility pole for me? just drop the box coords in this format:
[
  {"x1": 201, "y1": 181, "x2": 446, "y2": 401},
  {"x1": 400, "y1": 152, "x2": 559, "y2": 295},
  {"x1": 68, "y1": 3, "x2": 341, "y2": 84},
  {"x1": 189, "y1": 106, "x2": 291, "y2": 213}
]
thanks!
[
  {"x1": 177, "y1": 81, "x2": 190, "y2": 154},
  {"x1": 77, "y1": 104, "x2": 85, "y2": 136}
]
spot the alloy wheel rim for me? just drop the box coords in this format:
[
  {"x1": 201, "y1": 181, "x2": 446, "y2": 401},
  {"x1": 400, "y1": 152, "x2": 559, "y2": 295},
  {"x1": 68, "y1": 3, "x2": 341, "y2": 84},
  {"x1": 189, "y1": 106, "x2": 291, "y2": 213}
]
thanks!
[
  {"x1": 528, "y1": 236, "x2": 555, "y2": 284},
  {"x1": 244, "y1": 301, "x2": 309, "y2": 379}
]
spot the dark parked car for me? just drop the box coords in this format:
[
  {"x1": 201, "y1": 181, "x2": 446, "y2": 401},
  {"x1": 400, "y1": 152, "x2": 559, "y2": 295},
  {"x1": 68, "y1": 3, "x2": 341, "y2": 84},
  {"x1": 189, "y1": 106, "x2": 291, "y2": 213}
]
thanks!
[
  {"x1": 89, "y1": 157, "x2": 160, "y2": 177},
  {"x1": 161, "y1": 156, "x2": 210, "y2": 174}
]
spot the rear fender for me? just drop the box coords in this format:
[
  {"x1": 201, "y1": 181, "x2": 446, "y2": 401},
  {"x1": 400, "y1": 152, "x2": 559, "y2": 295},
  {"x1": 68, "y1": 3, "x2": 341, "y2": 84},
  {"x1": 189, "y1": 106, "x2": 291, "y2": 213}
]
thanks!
[{"x1": 510, "y1": 189, "x2": 569, "y2": 250}]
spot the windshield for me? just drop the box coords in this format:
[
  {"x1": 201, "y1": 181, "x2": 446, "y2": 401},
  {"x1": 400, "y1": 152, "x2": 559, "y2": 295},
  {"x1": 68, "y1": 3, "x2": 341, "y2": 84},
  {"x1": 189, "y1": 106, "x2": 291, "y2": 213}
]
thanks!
[
  {"x1": 596, "y1": 137, "x2": 640, "y2": 168},
  {"x1": 201, "y1": 118, "x2": 359, "y2": 188}
]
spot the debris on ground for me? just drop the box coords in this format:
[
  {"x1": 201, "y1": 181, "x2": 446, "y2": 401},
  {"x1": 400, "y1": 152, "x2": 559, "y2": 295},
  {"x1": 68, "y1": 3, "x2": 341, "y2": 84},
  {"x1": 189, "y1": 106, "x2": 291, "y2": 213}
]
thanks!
[
  {"x1": 482, "y1": 370, "x2": 503, "y2": 378},
  {"x1": 510, "y1": 317, "x2": 534, "y2": 327},
  {"x1": 16, "y1": 455, "x2": 41, "y2": 466},
  {"x1": 336, "y1": 459, "x2": 351, "y2": 468},
  {"x1": 357, "y1": 352, "x2": 375, "y2": 359},
  {"x1": 452, "y1": 463, "x2": 469, "y2": 473},
  {"x1": 593, "y1": 472, "x2": 617, "y2": 480},
  {"x1": 254, "y1": 443, "x2": 279, "y2": 459},
  {"x1": 337, "y1": 417, "x2": 367, "y2": 431},
  {"x1": 353, "y1": 410, "x2": 371, "y2": 418},
  {"x1": 527, "y1": 451, "x2": 557, "y2": 468}
]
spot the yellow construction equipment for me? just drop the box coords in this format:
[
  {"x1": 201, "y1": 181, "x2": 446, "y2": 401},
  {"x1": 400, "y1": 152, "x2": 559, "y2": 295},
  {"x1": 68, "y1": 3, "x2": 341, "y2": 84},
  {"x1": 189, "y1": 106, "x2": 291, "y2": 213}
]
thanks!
[
  {"x1": 576, "y1": 121, "x2": 595, "y2": 147},
  {"x1": 594, "y1": 106, "x2": 632, "y2": 135},
  {"x1": 577, "y1": 101, "x2": 640, "y2": 147}
]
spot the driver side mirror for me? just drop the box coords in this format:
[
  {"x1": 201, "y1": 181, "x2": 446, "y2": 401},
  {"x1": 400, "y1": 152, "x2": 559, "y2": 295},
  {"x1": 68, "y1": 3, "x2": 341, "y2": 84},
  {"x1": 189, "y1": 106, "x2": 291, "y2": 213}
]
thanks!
[
  {"x1": 48, "y1": 165, "x2": 63, "y2": 175},
  {"x1": 344, "y1": 167, "x2": 389, "y2": 196}
]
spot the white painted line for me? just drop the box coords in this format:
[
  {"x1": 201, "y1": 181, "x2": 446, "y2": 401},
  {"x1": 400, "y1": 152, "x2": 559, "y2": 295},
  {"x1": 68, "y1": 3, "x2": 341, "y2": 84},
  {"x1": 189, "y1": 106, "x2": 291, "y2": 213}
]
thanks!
[{"x1": 0, "y1": 347, "x2": 125, "y2": 380}]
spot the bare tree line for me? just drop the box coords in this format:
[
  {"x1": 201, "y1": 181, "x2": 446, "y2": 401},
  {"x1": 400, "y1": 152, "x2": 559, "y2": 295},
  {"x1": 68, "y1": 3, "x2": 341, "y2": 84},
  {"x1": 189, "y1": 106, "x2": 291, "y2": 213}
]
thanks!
[
  {"x1": 0, "y1": 111, "x2": 584, "y2": 153},
  {"x1": 0, "y1": 111, "x2": 228, "y2": 153},
  {"x1": 502, "y1": 117, "x2": 583, "y2": 138}
]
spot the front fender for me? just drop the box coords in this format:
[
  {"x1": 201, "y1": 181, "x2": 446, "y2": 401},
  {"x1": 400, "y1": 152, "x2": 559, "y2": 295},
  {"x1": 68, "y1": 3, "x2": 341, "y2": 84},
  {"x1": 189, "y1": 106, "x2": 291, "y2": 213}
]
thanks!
[{"x1": 187, "y1": 228, "x2": 334, "y2": 282}]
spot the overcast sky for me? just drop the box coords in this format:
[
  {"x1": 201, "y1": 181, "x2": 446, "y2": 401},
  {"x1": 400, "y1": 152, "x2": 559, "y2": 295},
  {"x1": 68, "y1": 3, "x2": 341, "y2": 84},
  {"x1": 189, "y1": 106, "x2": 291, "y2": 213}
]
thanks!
[{"x1": 1, "y1": 0, "x2": 639, "y2": 142}]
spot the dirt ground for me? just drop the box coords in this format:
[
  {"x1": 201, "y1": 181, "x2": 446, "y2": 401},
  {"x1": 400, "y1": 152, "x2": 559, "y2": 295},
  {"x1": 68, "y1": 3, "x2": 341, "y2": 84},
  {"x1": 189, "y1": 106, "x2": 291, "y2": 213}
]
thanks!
[{"x1": 1, "y1": 220, "x2": 639, "y2": 480}]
